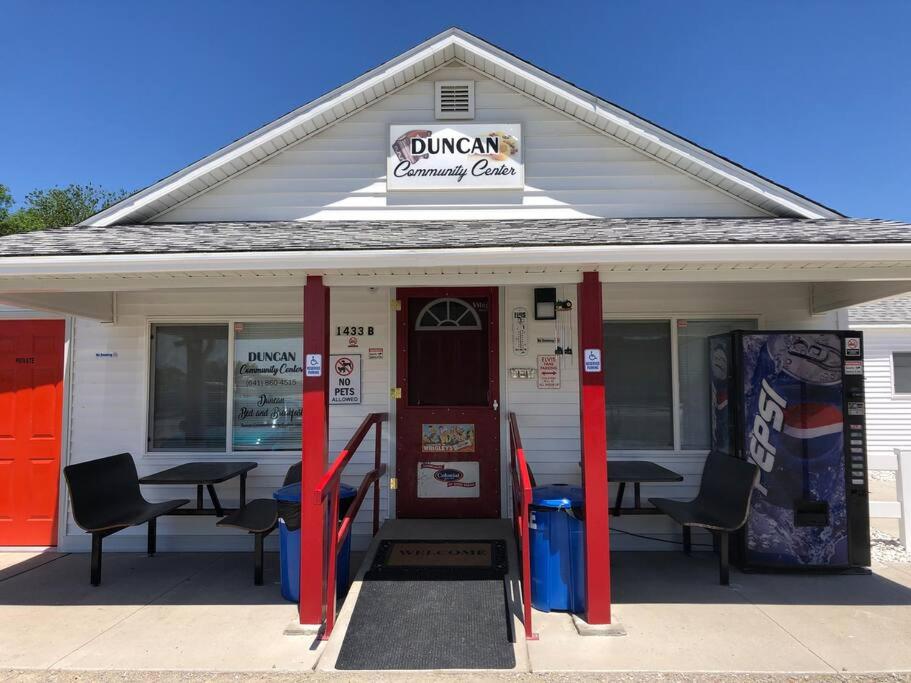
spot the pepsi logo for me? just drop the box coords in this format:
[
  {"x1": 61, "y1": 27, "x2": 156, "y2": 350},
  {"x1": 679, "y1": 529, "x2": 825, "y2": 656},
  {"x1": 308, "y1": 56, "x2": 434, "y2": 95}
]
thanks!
[{"x1": 434, "y1": 469, "x2": 464, "y2": 483}]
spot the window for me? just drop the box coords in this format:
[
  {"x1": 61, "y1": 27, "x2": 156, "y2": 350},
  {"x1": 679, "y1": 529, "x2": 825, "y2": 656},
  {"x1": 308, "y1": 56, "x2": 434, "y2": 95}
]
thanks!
[
  {"x1": 148, "y1": 321, "x2": 303, "y2": 453},
  {"x1": 677, "y1": 319, "x2": 757, "y2": 450},
  {"x1": 232, "y1": 322, "x2": 303, "y2": 451},
  {"x1": 894, "y1": 353, "x2": 911, "y2": 394},
  {"x1": 603, "y1": 321, "x2": 673, "y2": 449},
  {"x1": 602, "y1": 317, "x2": 758, "y2": 451},
  {"x1": 415, "y1": 297, "x2": 482, "y2": 330},
  {"x1": 149, "y1": 324, "x2": 228, "y2": 451}
]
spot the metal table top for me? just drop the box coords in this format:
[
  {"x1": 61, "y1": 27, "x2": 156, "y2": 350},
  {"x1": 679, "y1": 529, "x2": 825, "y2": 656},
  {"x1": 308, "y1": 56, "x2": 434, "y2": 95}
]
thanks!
[
  {"x1": 139, "y1": 461, "x2": 258, "y2": 485},
  {"x1": 606, "y1": 460, "x2": 683, "y2": 484}
]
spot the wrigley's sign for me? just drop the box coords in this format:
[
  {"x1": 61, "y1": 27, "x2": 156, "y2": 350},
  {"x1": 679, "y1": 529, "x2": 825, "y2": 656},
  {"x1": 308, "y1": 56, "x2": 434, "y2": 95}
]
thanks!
[{"x1": 387, "y1": 124, "x2": 523, "y2": 191}]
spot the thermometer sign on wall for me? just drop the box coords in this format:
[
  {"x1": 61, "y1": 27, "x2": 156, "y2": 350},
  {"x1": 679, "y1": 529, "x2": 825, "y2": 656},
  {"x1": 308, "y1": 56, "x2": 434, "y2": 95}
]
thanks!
[{"x1": 512, "y1": 306, "x2": 528, "y2": 356}]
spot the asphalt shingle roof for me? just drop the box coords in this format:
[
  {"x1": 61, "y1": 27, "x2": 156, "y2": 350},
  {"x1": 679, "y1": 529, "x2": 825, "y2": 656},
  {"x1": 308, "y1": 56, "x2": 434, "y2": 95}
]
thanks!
[
  {"x1": 0, "y1": 218, "x2": 909, "y2": 258},
  {"x1": 850, "y1": 295, "x2": 911, "y2": 324}
]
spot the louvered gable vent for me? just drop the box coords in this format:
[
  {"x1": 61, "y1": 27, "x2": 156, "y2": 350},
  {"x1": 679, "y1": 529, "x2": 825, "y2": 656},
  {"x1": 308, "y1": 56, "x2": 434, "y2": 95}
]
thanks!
[{"x1": 435, "y1": 80, "x2": 474, "y2": 119}]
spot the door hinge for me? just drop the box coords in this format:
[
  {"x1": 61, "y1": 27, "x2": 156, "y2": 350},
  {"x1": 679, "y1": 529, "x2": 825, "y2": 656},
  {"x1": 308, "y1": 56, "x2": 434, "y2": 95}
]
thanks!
[
  {"x1": 392, "y1": 299, "x2": 402, "y2": 311},
  {"x1": 391, "y1": 387, "x2": 402, "y2": 399},
  {"x1": 389, "y1": 477, "x2": 398, "y2": 490}
]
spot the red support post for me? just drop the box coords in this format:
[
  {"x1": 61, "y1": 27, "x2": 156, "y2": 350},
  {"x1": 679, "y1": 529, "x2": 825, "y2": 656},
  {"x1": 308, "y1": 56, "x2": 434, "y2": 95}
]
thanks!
[
  {"x1": 577, "y1": 270, "x2": 612, "y2": 624},
  {"x1": 373, "y1": 422, "x2": 382, "y2": 536},
  {"x1": 300, "y1": 275, "x2": 330, "y2": 625}
]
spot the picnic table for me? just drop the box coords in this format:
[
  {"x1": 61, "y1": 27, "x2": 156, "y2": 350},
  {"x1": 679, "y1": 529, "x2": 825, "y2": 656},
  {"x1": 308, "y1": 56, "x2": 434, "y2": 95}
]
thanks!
[
  {"x1": 578, "y1": 460, "x2": 684, "y2": 516},
  {"x1": 608, "y1": 461, "x2": 683, "y2": 516},
  {"x1": 139, "y1": 461, "x2": 258, "y2": 516}
]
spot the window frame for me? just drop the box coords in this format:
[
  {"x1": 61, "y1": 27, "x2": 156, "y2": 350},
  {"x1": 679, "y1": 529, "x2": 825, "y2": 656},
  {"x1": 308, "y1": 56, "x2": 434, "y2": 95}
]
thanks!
[
  {"x1": 602, "y1": 318, "x2": 675, "y2": 451},
  {"x1": 144, "y1": 316, "x2": 303, "y2": 458},
  {"x1": 892, "y1": 351, "x2": 911, "y2": 398},
  {"x1": 414, "y1": 297, "x2": 483, "y2": 331},
  {"x1": 601, "y1": 313, "x2": 761, "y2": 453}
]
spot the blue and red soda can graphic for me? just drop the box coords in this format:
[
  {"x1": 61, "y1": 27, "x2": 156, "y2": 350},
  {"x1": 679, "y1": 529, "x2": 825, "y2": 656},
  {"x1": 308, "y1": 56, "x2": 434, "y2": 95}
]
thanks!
[{"x1": 741, "y1": 333, "x2": 848, "y2": 566}]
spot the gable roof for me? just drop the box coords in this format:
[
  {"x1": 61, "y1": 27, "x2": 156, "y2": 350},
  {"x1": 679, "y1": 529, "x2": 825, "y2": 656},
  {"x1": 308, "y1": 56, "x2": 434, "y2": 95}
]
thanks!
[
  {"x1": 83, "y1": 28, "x2": 843, "y2": 227},
  {"x1": 849, "y1": 294, "x2": 911, "y2": 324},
  {"x1": 7, "y1": 218, "x2": 908, "y2": 258}
]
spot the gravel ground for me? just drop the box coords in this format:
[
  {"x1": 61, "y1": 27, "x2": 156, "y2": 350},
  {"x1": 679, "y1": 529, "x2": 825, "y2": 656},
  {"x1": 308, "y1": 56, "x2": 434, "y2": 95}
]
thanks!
[
  {"x1": 870, "y1": 470, "x2": 896, "y2": 482},
  {"x1": 3, "y1": 673, "x2": 911, "y2": 683},
  {"x1": 872, "y1": 527, "x2": 910, "y2": 563}
]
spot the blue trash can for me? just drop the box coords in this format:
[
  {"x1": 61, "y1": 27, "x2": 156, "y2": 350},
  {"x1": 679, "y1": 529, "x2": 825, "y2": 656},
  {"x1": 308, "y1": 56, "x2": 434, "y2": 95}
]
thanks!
[
  {"x1": 273, "y1": 482, "x2": 356, "y2": 603},
  {"x1": 529, "y1": 484, "x2": 586, "y2": 613}
]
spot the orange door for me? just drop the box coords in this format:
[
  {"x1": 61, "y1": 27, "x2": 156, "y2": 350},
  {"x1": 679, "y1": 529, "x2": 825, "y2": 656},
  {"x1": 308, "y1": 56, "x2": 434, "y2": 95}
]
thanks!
[{"x1": 0, "y1": 320, "x2": 65, "y2": 546}]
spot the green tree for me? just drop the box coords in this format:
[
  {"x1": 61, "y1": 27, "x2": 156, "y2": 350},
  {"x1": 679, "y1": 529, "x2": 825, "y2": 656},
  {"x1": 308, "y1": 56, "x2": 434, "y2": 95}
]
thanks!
[
  {"x1": 0, "y1": 185, "x2": 12, "y2": 223},
  {"x1": 0, "y1": 183, "x2": 129, "y2": 236}
]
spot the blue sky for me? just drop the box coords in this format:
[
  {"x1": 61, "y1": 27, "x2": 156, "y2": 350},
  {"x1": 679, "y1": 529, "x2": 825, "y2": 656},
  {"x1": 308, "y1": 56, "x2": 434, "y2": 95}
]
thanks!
[{"x1": 2, "y1": 1, "x2": 909, "y2": 219}]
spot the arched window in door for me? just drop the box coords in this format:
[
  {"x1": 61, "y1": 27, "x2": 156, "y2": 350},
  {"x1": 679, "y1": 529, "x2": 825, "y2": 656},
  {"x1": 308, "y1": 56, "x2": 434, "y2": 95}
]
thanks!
[{"x1": 414, "y1": 297, "x2": 483, "y2": 331}]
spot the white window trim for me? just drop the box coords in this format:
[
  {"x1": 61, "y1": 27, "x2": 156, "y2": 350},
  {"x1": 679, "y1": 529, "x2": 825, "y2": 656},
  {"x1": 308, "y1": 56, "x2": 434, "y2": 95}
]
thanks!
[
  {"x1": 602, "y1": 313, "x2": 762, "y2": 452},
  {"x1": 144, "y1": 316, "x2": 303, "y2": 458}
]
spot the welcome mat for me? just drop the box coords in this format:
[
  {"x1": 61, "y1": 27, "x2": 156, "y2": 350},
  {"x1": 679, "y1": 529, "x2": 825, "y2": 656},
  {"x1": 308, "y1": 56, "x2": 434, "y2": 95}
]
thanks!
[
  {"x1": 335, "y1": 539, "x2": 514, "y2": 670},
  {"x1": 367, "y1": 539, "x2": 508, "y2": 579}
]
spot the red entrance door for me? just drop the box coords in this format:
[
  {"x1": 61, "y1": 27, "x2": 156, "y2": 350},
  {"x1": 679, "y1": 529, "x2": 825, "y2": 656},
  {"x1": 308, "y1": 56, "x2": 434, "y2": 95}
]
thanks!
[
  {"x1": 395, "y1": 288, "x2": 500, "y2": 519},
  {"x1": 0, "y1": 320, "x2": 65, "y2": 546}
]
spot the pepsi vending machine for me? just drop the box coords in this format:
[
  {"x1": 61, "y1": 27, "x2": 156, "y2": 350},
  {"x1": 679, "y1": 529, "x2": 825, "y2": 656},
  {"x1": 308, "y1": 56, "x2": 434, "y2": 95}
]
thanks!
[{"x1": 709, "y1": 331, "x2": 870, "y2": 570}]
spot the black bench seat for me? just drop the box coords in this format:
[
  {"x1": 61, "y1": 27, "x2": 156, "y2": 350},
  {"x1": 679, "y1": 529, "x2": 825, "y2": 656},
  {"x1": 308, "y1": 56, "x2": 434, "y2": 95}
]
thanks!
[
  {"x1": 216, "y1": 462, "x2": 301, "y2": 585},
  {"x1": 63, "y1": 453, "x2": 189, "y2": 586},
  {"x1": 218, "y1": 498, "x2": 279, "y2": 534},
  {"x1": 649, "y1": 450, "x2": 760, "y2": 585}
]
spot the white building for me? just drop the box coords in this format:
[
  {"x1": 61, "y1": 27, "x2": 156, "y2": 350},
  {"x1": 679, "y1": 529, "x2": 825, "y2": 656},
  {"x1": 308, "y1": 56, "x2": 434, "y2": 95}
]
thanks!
[
  {"x1": 0, "y1": 28, "x2": 908, "y2": 627},
  {"x1": 849, "y1": 296, "x2": 911, "y2": 469}
]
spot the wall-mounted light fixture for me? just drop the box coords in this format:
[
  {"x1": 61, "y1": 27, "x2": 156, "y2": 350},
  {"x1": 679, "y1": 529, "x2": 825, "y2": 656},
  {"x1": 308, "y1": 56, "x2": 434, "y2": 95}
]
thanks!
[{"x1": 534, "y1": 287, "x2": 557, "y2": 320}]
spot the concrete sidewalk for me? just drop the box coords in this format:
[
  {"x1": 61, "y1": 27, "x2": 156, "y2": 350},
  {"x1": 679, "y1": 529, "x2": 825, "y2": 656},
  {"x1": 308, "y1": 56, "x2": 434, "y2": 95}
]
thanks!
[
  {"x1": 531, "y1": 553, "x2": 911, "y2": 673},
  {"x1": 2, "y1": 549, "x2": 911, "y2": 675}
]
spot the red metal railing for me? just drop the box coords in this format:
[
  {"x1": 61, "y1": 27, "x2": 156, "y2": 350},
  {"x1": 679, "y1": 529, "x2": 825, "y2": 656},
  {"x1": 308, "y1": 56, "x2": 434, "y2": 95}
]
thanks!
[
  {"x1": 313, "y1": 412, "x2": 388, "y2": 639},
  {"x1": 508, "y1": 412, "x2": 538, "y2": 640}
]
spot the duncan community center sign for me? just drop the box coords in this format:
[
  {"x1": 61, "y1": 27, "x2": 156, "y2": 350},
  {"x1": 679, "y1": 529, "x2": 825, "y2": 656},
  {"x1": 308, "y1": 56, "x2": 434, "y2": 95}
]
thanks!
[{"x1": 387, "y1": 123, "x2": 524, "y2": 191}]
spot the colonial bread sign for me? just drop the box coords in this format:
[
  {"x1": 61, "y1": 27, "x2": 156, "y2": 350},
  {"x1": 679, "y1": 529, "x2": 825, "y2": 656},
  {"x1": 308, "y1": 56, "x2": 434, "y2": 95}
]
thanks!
[{"x1": 387, "y1": 124, "x2": 523, "y2": 190}]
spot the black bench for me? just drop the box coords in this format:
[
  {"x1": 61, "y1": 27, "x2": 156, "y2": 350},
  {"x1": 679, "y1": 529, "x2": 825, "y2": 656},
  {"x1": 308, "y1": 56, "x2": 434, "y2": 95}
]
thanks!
[
  {"x1": 217, "y1": 462, "x2": 301, "y2": 585},
  {"x1": 63, "y1": 453, "x2": 190, "y2": 586},
  {"x1": 649, "y1": 450, "x2": 760, "y2": 585}
]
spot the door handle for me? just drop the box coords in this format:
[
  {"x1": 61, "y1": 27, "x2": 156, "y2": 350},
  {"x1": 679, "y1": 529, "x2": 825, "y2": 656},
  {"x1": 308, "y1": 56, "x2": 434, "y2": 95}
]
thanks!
[{"x1": 493, "y1": 399, "x2": 499, "y2": 412}]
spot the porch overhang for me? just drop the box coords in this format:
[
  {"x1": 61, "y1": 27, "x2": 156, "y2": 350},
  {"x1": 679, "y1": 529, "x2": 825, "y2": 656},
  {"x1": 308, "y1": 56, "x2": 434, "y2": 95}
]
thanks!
[
  {"x1": 3, "y1": 249, "x2": 911, "y2": 320},
  {"x1": 3, "y1": 217, "x2": 911, "y2": 318},
  {"x1": 6, "y1": 240, "x2": 911, "y2": 278}
]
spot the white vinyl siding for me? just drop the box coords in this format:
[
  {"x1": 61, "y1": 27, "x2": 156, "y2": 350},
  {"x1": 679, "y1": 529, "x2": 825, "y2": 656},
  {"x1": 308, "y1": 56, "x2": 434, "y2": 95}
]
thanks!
[
  {"x1": 64, "y1": 286, "x2": 391, "y2": 552},
  {"x1": 157, "y1": 66, "x2": 764, "y2": 223},
  {"x1": 848, "y1": 328, "x2": 911, "y2": 468}
]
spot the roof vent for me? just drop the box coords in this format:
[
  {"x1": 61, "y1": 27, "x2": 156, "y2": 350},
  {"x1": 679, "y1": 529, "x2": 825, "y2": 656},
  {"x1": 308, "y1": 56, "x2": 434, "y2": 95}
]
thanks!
[{"x1": 435, "y1": 80, "x2": 474, "y2": 120}]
